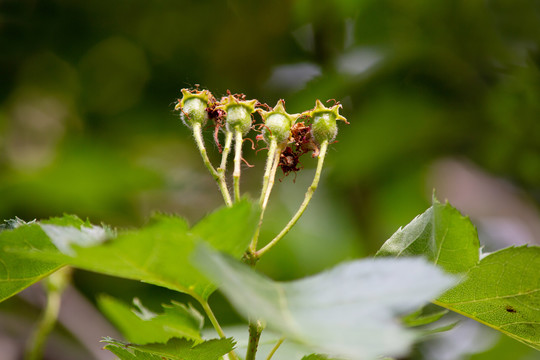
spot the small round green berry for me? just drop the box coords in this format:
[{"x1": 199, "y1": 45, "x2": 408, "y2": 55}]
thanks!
[
  {"x1": 217, "y1": 94, "x2": 257, "y2": 135},
  {"x1": 175, "y1": 88, "x2": 212, "y2": 128},
  {"x1": 304, "y1": 99, "x2": 348, "y2": 144},
  {"x1": 258, "y1": 100, "x2": 300, "y2": 145}
]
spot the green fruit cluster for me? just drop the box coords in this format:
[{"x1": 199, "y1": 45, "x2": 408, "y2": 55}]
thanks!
[{"x1": 176, "y1": 88, "x2": 348, "y2": 146}]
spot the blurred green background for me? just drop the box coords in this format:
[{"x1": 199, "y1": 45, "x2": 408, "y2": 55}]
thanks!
[{"x1": 1, "y1": 0, "x2": 539, "y2": 359}]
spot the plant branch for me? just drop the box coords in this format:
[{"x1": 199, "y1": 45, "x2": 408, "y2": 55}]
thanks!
[
  {"x1": 249, "y1": 140, "x2": 281, "y2": 253},
  {"x1": 256, "y1": 140, "x2": 329, "y2": 258},
  {"x1": 219, "y1": 130, "x2": 234, "y2": 173},
  {"x1": 245, "y1": 320, "x2": 264, "y2": 360},
  {"x1": 265, "y1": 338, "x2": 285, "y2": 360},
  {"x1": 197, "y1": 296, "x2": 240, "y2": 360},
  {"x1": 25, "y1": 267, "x2": 71, "y2": 360},
  {"x1": 233, "y1": 129, "x2": 243, "y2": 203},
  {"x1": 193, "y1": 123, "x2": 232, "y2": 207}
]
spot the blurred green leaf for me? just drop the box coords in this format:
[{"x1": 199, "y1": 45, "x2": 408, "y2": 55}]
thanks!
[
  {"x1": 436, "y1": 246, "x2": 540, "y2": 350},
  {"x1": 98, "y1": 296, "x2": 203, "y2": 344},
  {"x1": 48, "y1": 200, "x2": 257, "y2": 299},
  {"x1": 102, "y1": 336, "x2": 235, "y2": 360},
  {"x1": 402, "y1": 305, "x2": 449, "y2": 327},
  {"x1": 0, "y1": 200, "x2": 258, "y2": 302},
  {"x1": 0, "y1": 216, "x2": 82, "y2": 302},
  {"x1": 194, "y1": 245, "x2": 456, "y2": 360},
  {"x1": 377, "y1": 201, "x2": 540, "y2": 350},
  {"x1": 104, "y1": 346, "x2": 163, "y2": 360},
  {"x1": 376, "y1": 198, "x2": 480, "y2": 273}
]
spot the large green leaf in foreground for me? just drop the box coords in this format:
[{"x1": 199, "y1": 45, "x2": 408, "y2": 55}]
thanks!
[
  {"x1": 195, "y1": 245, "x2": 456, "y2": 360},
  {"x1": 0, "y1": 216, "x2": 86, "y2": 302},
  {"x1": 103, "y1": 337, "x2": 235, "y2": 360},
  {"x1": 437, "y1": 246, "x2": 540, "y2": 350},
  {"x1": 377, "y1": 199, "x2": 540, "y2": 350},
  {"x1": 0, "y1": 200, "x2": 258, "y2": 302}
]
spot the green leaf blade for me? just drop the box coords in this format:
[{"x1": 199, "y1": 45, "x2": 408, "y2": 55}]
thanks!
[
  {"x1": 377, "y1": 200, "x2": 540, "y2": 350},
  {"x1": 102, "y1": 337, "x2": 235, "y2": 360},
  {"x1": 0, "y1": 220, "x2": 69, "y2": 302},
  {"x1": 98, "y1": 296, "x2": 203, "y2": 344},
  {"x1": 39, "y1": 200, "x2": 259, "y2": 299},
  {"x1": 195, "y1": 246, "x2": 457, "y2": 360},
  {"x1": 436, "y1": 246, "x2": 540, "y2": 350},
  {"x1": 376, "y1": 199, "x2": 480, "y2": 274}
]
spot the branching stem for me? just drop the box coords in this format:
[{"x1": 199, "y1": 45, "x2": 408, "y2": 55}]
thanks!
[
  {"x1": 193, "y1": 123, "x2": 232, "y2": 207},
  {"x1": 256, "y1": 140, "x2": 328, "y2": 258},
  {"x1": 265, "y1": 338, "x2": 285, "y2": 360},
  {"x1": 219, "y1": 130, "x2": 233, "y2": 174},
  {"x1": 197, "y1": 296, "x2": 240, "y2": 360},
  {"x1": 233, "y1": 129, "x2": 243, "y2": 203},
  {"x1": 245, "y1": 320, "x2": 264, "y2": 360},
  {"x1": 25, "y1": 267, "x2": 71, "y2": 360},
  {"x1": 249, "y1": 140, "x2": 282, "y2": 253},
  {"x1": 259, "y1": 139, "x2": 278, "y2": 208}
]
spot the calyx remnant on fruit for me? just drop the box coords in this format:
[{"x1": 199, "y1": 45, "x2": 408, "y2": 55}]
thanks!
[
  {"x1": 304, "y1": 100, "x2": 349, "y2": 144},
  {"x1": 258, "y1": 100, "x2": 301, "y2": 145},
  {"x1": 175, "y1": 88, "x2": 212, "y2": 127},
  {"x1": 217, "y1": 94, "x2": 257, "y2": 135}
]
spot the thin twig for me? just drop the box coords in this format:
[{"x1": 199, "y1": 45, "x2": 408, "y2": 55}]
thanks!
[
  {"x1": 249, "y1": 141, "x2": 282, "y2": 253},
  {"x1": 25, "y1": 267, "x2": 71, "y2": 360},
  {"x1": 265, "y1": 338, "x2": 285, "y2": 360},
  {"x1": 219, "y1": 131, "x2": 233, "y2": 173},
  {"x1": 197, "y1": 296, "x2": 240, "y2": 360},
  {"x1": 193, "y1": 123, "x2": 232, "y2": 207},
  {"x1": 256, "y1": 140, "x2": 328, "y2": 258},
  {"x1": 245, "y1": 320, "x2": 264, "y2": 360},
  {"x1": 233, "y1": 129, "x2": 243, "y2": 203}
]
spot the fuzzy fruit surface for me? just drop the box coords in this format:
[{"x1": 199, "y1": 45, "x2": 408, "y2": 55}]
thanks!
[
  {"x1": 181, "y1": 97, "x2": 208, "y2": 127},
  {"x1": 311, "y1": 112, "x2": 338, "y2": 144},
  {"x1": 263, "y1": 113, "x2": 292, "y2": 144},
  {"x1": 226, "y1": 105, "x2": 252, "y2": 135}
]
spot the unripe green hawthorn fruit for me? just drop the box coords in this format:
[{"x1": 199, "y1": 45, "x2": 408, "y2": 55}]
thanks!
[
  {"x1": 304, "y1": 99, "x2": 348, "y2": 144},
  {"x1": 175, "y1": 88, "x2": 211, "y2": 128},
  {"x1": 258, "y1": 100, "x2": 300, "y2": 145},
  {"x1": 217, "y1": 94, "x2": 257, "y2": 135}
]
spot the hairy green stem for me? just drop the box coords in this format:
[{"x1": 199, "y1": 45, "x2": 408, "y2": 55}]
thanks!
[
  {"x1": 258, "y1": 139, "x2": 278, "y2": 208},
  {"x1": 25, "y1": 267, "x2": 71, "y2": 360},
  {"x1": 265, "y1": 338, "x2": 285, "y2": 360},
  {"x1": 197, "y1": 296, "x2": 240, "y2": 360},
  {"x1": 249, "y1": 141, "x2": 281, "y2": 254},
  {"x1": 245, "y1": 320, "x2": 264, "y2": 360},
  {"x1": 233, "y1": 129, "x2": 243, "y2": 203},
  {"x1": 256, "y1": 140, "x2": 328, "y2": 258},
  {"x1": 219, "y1": 131, "x2": 234, "y2": 173},
  {"x1": 193, "y1": 123, "x2": 232, "y2": 207}
]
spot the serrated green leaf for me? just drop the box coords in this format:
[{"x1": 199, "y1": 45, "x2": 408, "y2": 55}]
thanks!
[
  {"x1": 41, "y1": 214, "x2": 90, "y2": 227},
  {"x1": 98, "y1": 296, "x2": 203, "y2": 344},
  {"x1": 0, "y1": 215, "x2": 84, "y2": 302},
  {"x1": 0, "y1": 217, "x2": 35, "y2": 231},
  {"x1": 0, "y1": 200, "x2": 258, "y2": 302},
  {"x1": 376, "y1": 201, "x2": 540, "y2": 350},
  {"x1": 435, "y1": 246, "x2": 540, "y2": 350},
  {"x1": 40, "y1": 200, "x2": 258, "y2": 299},
  {"x1": 102, "y1": 336, "x2": 235, "y2": 360},
  {"x1": 104, "y1": 345, "x2": 164, "y2": 360},
  {"x1": 376, "y1": 198, "x2": 480, "y2": 274},
  {"x1": 194, "y1": 246, "x2": 456, "y2": 360}
]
